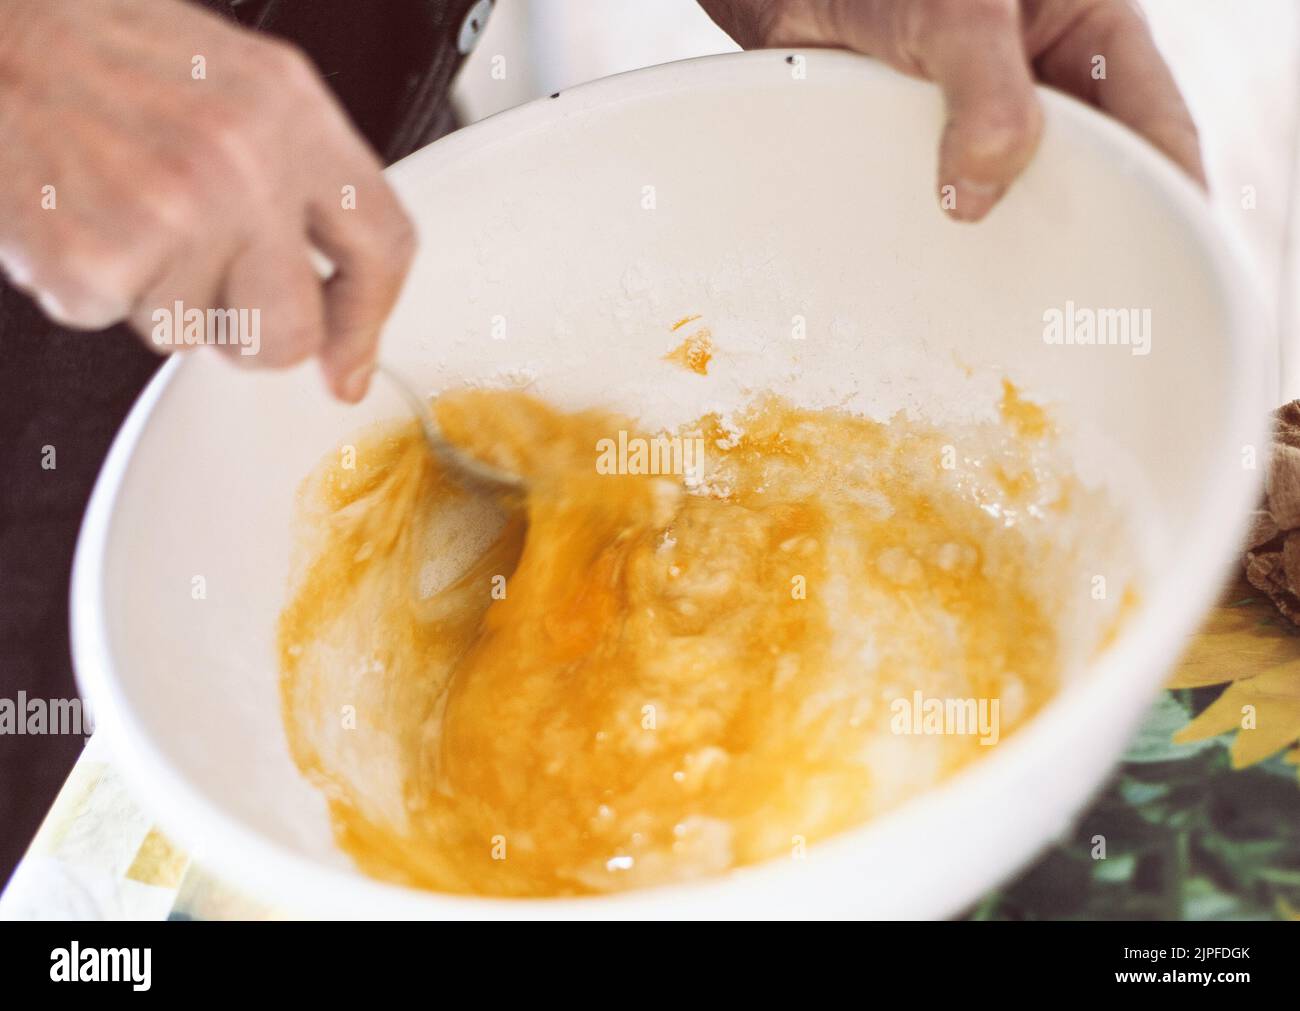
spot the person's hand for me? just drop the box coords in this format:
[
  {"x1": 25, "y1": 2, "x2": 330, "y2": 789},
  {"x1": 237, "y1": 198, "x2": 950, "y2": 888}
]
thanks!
[
  {"x1": 0, "y1": 0, "x2": 416, "y2": 401},
  {"x1": 698, "y1": 0, "x2": 1204, "y2": 221}
]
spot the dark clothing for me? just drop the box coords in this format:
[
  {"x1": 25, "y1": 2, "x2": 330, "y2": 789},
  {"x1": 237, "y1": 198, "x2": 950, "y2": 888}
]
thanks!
[
  {"x1": 0, "y1": 0, "x2": 478, "y2": 884},
  {"x1": 230, "y1": 0, "x2": 473, "y2": 163}
]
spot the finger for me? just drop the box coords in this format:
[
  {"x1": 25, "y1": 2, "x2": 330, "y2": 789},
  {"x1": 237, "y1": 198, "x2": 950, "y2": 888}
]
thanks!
[
  {"x1": 917, "y1": 1, "x2": 1044, "y2": 221},
  {"x1": 301, "y1": 119, "x2": 416, "y2": 401},
  {"x1": 28, "y1": 284, "x2": 130, "y2": 331},
  {"x1": 220, "y1": 231, "x2": 326, "y2": 369},
  {"x1": 308, "y1": 182, "x2": 416, "y2": 401},
  {"x1": 14, "y1": 223, "x2": 147, "y2": 331},
  {"x1": 741, "y1": 0, "x2": 1043, "y2": 222},
  {"x1": 1031, "y1": 1, "x2": 1205, "y2": 186},
  {"x1": 127, "y1": 238, "x2": 235, "y2": 355}
]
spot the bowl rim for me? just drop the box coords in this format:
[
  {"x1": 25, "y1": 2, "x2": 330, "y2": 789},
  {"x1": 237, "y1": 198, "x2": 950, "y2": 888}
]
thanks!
[{"x1": 71, "y1": 48, "x2": 1270, "y2": 919}]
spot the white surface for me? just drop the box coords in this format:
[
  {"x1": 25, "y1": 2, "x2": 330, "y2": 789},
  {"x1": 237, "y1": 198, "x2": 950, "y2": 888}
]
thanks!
[{"x1": 73, "y1": 52, "x2": 1267, "y2": 918}]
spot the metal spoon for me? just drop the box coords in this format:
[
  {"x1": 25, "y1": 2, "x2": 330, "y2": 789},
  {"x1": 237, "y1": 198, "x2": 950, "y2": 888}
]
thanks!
[{"x1": 372, "y1": 363, "x2": 523, "y2": 491}]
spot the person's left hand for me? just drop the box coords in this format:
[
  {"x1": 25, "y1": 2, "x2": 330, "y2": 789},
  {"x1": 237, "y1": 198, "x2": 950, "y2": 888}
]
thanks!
[{"x1": 698, "y1": 0, "x2": 1205, "y2": 222}]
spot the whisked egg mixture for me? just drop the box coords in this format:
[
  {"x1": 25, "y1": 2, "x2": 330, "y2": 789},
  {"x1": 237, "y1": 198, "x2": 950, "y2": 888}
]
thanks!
[{"x1": 278, "y1": 381, "x2": 1135, "y2": 897}]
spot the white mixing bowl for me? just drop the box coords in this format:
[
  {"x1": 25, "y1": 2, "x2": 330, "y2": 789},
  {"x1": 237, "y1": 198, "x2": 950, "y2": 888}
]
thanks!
[{"x1": 72, "y1": 51, "x2": 1267, "y2": 918}]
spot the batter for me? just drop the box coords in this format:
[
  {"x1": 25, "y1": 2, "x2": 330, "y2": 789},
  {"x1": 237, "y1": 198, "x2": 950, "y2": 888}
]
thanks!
[{"x1": 279, "y1": 385, "x2": 1117, "y2": 896}]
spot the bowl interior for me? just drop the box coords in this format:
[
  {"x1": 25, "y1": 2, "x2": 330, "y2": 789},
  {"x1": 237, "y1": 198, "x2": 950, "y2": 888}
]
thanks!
[{"x1": 74, "y1": 51, "x2": 1263, "y2": 917}]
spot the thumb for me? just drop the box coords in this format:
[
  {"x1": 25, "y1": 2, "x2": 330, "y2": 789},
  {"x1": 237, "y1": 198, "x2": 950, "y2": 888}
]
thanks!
[{"x1": 923, "y1": 3, "x2": 1044, "y2": 221}]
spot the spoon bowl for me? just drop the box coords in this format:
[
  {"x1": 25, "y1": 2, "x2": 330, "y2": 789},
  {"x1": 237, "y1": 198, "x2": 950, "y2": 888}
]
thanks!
[{"x1": 373, "y1": 363, "x2": 524, "y2": 491}]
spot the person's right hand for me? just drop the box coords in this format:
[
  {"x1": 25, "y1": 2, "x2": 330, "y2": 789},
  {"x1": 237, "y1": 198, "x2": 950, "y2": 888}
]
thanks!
[{"x1": 0, "y1": 0, "x2": 416, "y2": 401}]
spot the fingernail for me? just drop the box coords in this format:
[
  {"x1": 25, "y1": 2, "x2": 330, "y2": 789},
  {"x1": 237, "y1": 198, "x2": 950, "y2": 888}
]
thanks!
[
  {"x1": 342, "y1": 362, "x2": 374, "y2": 402},
  {"x1": 946, "y1": 178, "x2": 1005, "y2": 222}
]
